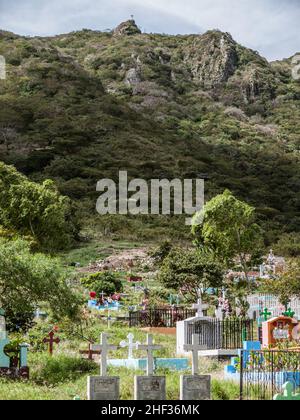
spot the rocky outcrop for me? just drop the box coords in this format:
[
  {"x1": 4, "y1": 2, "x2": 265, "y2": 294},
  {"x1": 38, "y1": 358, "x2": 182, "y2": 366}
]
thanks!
[
  {"x1": 113, "y1": 20, "x2": 141, "y2": 36},
  {"x1": 184, "y1": 30, "x2": 238, "y2": 89}
]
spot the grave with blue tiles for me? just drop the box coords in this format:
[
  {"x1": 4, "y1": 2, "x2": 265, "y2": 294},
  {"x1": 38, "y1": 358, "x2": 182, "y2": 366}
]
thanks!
[
  {"x1": 0, "y1": 308, "x2": 29, "y2": 379},
  {"x1": 108, "y1": 332, "x2": 189, "y2": 371}
]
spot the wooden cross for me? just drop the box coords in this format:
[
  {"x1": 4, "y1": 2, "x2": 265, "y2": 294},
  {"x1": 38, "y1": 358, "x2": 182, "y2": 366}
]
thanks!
[
  {"x1": 120, "y1": 333, "x2": 140, "y2": 359},
  {"x1": 137, "y1": 334, "x2": 162, "y2": 376},
  {"x1": 260, "y1": 308, "x2": 272, "y2": 321},
  {"x1": 282, "y1": 308, "x2": 295, "y2": 318},
  {"x1": 192, "y1": 296, "x2": 209, "y2": 317},
  {"x1": 79, "y1": 343, "x2": 101, "y2": 361},
  {"x1": 91, "y1": 333, "x2": 117, "y2": 376},
  {"x1": 183, "y1": 334, "x2": 205, "y2": 375},
  {"x1": 43, "y1": 331, "x2": 60, "y2": 356},
  {"x1": 274, "y1": 382, "x2": 300, "y2": 400}
]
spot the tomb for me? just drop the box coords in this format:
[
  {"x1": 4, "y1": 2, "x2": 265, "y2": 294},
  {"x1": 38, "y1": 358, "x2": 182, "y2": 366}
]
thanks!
[{"x1": 0, "y1": 309, "x2": 29, "y2": 379}]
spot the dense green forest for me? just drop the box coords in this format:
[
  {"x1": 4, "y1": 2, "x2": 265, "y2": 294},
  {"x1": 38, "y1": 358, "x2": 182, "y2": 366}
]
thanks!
[{"x1": 0, "y1": 20, "x2": 299, "y2": 243}]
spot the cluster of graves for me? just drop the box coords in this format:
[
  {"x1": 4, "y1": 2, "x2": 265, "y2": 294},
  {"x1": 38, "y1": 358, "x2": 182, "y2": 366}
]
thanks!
[{"x1": 87, "y1": 333, "x2": 211, "y2": 401}]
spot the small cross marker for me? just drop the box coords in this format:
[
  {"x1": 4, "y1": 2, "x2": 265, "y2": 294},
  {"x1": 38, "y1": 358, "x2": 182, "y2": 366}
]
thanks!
[
  {"x1": 120, "y1": 333, "x2": 140, "y2": 359},
  {"x1": 137, "y1": 334, "x2": 162, "y2": 375},
  {"x1": 91, "y1": 333, "x2": 117, "y2": 376},
  {"x1": 79, "y1": 342, "x2": 101, "y2": 361},
  {"x1": 43, "y1": 330, "x2": 60, "y2": 356},
  {"x1": 260, "y1": 308, "x2": 272, "y2": 321},
  {"x1": 192, "y1": 296, "x2": 209, "y2": 317},
  {"x1": 282, "y1": 308, "x2": 295, "y2": 318}
]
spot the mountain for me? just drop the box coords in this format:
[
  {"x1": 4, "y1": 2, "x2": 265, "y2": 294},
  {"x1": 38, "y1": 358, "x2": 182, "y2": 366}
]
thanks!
[{"x1": 0, "y1": 20, "x2": 299, "y2": 240}]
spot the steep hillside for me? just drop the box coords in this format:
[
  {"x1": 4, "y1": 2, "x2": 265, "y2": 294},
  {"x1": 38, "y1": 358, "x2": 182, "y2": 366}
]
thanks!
[{"x1": 0, "y1": 20, "x2": 299, "y2": 238}]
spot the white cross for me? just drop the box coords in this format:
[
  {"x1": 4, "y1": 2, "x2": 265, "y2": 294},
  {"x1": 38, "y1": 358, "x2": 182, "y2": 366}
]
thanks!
[
  {"x1": 120, "y1": 333, "x2": 140, "y2": 359},
  {"x1": 192, "y1": 296, "x2": 209, "y2": 317},
  {"x1": 183, "y1": 334, "x2": 204, "y2": 375},
  {"x1": 91, "y1": 333, "x2": 117, "y2": 376},
  {"x1": 137, "y1": 334, "x2": 162, "y2": 375}
]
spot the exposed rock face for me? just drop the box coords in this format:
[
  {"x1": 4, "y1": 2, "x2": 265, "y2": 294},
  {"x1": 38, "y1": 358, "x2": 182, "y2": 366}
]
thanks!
[
  {"x1": 113, "y1": 20, "x2": 141, "y2": 36},
  {"x1": 125, "y1": 67, "x2": 141, "y2": 85},
  {"x1": 185, "y1": 31, "x2": 238, "y2": 88}
]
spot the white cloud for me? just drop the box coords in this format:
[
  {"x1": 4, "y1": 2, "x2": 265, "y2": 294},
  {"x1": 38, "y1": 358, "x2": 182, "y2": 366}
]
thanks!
[{"x1": 0, "y1": 0, "x2": 299, "y2": 60}]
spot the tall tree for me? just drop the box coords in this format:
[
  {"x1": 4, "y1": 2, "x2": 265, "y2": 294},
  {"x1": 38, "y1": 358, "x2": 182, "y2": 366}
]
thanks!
[
  {"x1": 0, "y1": 162, "x2": 79, "y2": 251},
  {"x1": 158, "y1": 248, "x2": 224, "y2": 301},
  {"x1": 0, "y1": 238, "x2": 82, "y2": 331},
  {"x1": 192, "y1": 190, "x2": 263, "y2": 280}
]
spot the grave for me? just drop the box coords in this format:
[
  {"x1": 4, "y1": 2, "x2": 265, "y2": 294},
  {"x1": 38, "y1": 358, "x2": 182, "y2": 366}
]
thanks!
[
  {"x1": 43, "y1": 330, "x2": 60, "y2": 355},
  {"x1": 134, "y1": 334, "x2": 166, "y2": 400},
  {"x1": 177, "y1": 314, "x2": 253, "y2": 358},
  {"x1": 79, "y1": 343, "x2": 101, "y2": 360},
  {"x1": 224, "y1": 342, "x2": 300, "y2": 392},
  {"x1": 262, "y1": 315, "x2": 299, "y2": 348},
  {"x1": 0, "y1": 309, "x2": 29, "y2": 379},
  {"x1": 247, "y1": 294, "x2": 300, "y2": 320},
  {"x1": 87, "y1": 333, "x2": 119, "y2": 400},
  {"x1": 108, "y1": 332, "x2": 189, "y2": 371},
  {"x1": 88, "y1": 299, "x2": 122, "y2": 312},
  {"x1": 180, "y1": 334, "x2": 211, "y2": 400},
  {"x1": 273, "y1": 382, "x2": 300, "y2": 401}
]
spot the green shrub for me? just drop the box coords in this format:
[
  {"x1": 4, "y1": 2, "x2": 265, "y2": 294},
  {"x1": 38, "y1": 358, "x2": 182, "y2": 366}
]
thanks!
[{"x1": 81, "y1": 271, "x2": 123, "y2": 296}]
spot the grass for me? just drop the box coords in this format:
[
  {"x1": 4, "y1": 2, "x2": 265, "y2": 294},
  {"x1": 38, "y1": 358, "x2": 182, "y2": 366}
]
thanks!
[{"x1": 0, "y1": 324, "x2": 237, "y2": 400}]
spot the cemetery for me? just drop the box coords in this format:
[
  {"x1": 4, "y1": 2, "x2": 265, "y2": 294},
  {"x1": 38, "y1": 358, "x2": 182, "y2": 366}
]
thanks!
[{"x1": 0, "y1": 190, "x2": 300, "y2": 401}]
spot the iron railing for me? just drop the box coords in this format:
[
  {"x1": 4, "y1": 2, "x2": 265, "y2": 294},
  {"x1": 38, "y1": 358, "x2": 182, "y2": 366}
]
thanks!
[
  {"x1": 240, "y1": 349, "x2": 300, "y2": 400},
  {"x1": 187, "y1": 318, "x2": 254, "y2": 350},
  {"x1": 129, "y1": 307, "x2": 196, "y2": 328}
]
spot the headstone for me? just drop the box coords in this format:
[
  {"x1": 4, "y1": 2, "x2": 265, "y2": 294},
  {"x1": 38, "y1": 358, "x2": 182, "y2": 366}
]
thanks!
[
  {"x1": 134, "y1": 376, "x2": 166, "y2": 400},
  {"x1": 134, "y1": 334, "x2": 166, "y2": 400},
  {"x1": 180, "y1": 375, "x2": 211, "y2": 400},
  {"x1": 87, "y1": 376, "x2": 120, "y2": 401},
  {"x1": 180, "y1": 334, "x2": 211, "y2": 400},
  {"x1": 87, "y1": 333, "x2": 119, "y2": 401}
]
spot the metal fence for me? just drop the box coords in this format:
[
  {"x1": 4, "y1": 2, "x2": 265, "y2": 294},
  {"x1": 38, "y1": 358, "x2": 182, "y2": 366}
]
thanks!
[
  {"x1": 240, "y1": 350, "x2": 300, "y2": 400},
  {"x1": 129, "y1": 307, "x2": 196, "y2": 328},
  {"x1": 247, "y1": 294, "x2": 300, "y2": 320},
  {"x1": 187, "y1": 318, "x2": 254, "y2": 350}
]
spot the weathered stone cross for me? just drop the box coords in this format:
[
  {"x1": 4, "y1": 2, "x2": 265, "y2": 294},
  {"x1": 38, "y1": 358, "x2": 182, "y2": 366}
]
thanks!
[
  {"x1": 137, "y1": 334, "x2": 162, "y2": 376},
  {"x1": 91, "y1": 333, "x2": 117, "y2": 376},
  {"x1": 192, "y1": 296, "x2": 209, "y2": 318},
  {"x1": 120, "y1": 333, "x2": 140, "y2": 359},
  {"x1": 183, "y1": 334, "x2": 205, "y2": 375}
]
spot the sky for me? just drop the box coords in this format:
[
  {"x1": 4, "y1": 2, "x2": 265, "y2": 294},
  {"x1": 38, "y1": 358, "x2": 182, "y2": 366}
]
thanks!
[{"x1": 0, "y1": 0, "x2": 299, "y2": 61}]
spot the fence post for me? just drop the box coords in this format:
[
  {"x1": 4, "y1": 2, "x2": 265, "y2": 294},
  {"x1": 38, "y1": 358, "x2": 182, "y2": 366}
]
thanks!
[{"x1": 240, "y1": 350, "x2": 244, "y2": 400}]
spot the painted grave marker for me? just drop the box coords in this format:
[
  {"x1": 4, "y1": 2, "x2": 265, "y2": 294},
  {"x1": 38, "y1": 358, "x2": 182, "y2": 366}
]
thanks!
[{"x1": 43, "y1": 330, "x2": 60, "y2": 355}]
